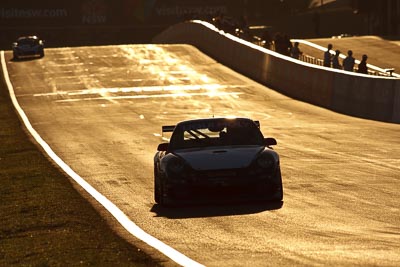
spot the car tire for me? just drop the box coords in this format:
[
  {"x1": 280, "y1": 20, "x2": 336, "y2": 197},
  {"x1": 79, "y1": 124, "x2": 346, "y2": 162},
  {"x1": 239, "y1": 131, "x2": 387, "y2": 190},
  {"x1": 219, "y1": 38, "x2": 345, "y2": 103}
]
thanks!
[
  {"x1": 154, "y1": 182, "x2": 162, "y2": 204},
  {"x1": 155, "y1": 176, "x2": 173, "y2": 207},
  {"x1": 13, "y1": 52, "x2": 18, "y2": 60},
  {"x1": 271, "y1": 169, "x2": 283, "y2": 201},
  {"x1": 154, "y1": 169, "x2": 161, "y2": 204},
  {"x1": 155, "y1": 170, "x2": 169, "y2": 206},
  {"x1": 39, "y1": 50, "x2": 44, "y2": 58}
]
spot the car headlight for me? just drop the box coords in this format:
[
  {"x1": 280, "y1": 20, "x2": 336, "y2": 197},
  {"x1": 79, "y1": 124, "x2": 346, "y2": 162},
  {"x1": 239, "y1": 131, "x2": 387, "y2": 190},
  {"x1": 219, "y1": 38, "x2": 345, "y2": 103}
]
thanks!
[
  {"x1": 167, "y1": 156, "x2": 185, "y2": 174},
  {"x1": 257, "y1": 153, "x2": 275, "y2": 170}
]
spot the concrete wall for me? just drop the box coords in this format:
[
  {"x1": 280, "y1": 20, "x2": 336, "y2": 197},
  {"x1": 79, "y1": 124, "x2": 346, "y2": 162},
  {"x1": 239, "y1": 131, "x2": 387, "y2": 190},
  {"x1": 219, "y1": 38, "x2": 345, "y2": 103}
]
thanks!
[{"x1": 153, "y1": 20, "x2": 400, "y2": 124}]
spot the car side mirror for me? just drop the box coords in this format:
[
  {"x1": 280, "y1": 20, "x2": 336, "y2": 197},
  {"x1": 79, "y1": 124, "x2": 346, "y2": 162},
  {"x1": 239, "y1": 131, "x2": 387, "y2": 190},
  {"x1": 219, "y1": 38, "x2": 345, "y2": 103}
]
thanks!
[
  {"x1": 264, "y1": 137, "x2": 277, "y2": 146},
  {"x1": 157, "y1": 143, "x2": 169, "y2": 151}
]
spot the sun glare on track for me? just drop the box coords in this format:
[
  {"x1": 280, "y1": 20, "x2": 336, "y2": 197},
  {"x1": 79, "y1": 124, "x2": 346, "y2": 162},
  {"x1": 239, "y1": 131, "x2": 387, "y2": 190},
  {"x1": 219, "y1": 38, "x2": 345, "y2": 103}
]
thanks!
[
  {"x1": 32, "y1": 84, "x2": 245, "y2": 102},
  {"x1": 24, "y1": 44, "x2": 247, "y2": 104}
]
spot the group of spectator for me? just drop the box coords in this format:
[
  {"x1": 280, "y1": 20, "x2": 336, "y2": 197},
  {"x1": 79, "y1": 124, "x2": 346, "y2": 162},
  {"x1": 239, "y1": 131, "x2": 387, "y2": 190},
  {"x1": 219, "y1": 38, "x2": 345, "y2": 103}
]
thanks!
[
  {"x1": 211, "y1": 17, "x2": 370, "y2": 75},
  {"x1": 260, "y1": 32, "x2": 369, "y2": 74},
  {"x1": 323, "y1": 43, "x2": 368, "y2": 74},
  {"x1": 262, "y1": 32, "x2": 303, "y2": 59}
]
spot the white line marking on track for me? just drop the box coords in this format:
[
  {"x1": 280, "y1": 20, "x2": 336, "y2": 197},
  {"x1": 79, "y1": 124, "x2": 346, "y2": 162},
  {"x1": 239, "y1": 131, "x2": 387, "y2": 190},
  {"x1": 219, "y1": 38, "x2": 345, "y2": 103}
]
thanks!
[
  {"x1": 55, "y1": 91, "x2": 243, "y2": 102},
  {"x1": 1, "y1": 51, "x2": 204, "y2": 267},
  {"x1": 31, "y1": 84, "x2": 245, "y2": 97}
]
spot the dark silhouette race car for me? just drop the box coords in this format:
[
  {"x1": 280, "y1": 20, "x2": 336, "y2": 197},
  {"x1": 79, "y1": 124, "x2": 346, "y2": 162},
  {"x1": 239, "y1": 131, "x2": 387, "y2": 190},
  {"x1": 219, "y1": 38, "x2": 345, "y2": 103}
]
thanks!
[
  {"x1": 12, "y1": 36, "x2": 45, "y2": 60},
  {"x1": 154, "y1": 117, "x2": 283, "y2": 206}
]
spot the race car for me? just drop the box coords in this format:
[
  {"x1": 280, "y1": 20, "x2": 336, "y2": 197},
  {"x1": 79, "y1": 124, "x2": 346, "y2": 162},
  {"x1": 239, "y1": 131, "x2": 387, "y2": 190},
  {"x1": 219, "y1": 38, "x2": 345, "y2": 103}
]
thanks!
[
  {"x1": 12, "y1": 36, "x2": 45, "y2": 60},
  {"x1": 154, "y1": 117, "x2": 283, "y2": 206}
]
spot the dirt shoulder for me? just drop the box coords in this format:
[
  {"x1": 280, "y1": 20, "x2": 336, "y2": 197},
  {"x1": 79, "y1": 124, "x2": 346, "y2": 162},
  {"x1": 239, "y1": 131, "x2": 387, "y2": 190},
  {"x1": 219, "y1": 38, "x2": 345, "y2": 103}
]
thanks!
[{"x1": 0, "y1": 67, "x2": 163, "y2": 266}]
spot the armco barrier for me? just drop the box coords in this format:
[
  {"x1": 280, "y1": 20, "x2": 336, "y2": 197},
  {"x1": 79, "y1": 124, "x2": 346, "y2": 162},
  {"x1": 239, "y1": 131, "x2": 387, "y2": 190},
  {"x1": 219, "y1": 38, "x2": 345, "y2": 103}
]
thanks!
[{"x1": 153, "y1": 20, "x2": 400, "y2": 124}]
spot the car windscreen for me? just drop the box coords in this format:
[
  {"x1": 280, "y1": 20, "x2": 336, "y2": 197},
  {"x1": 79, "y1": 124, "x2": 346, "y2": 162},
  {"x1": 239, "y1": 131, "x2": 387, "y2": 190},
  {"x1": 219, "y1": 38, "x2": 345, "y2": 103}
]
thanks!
[
  {"x1": 169, "y1": 119, "x2": 264, "y2": 150},
  {"x1": 17, "y1": 38, "x2": 38, "y2": 46}
]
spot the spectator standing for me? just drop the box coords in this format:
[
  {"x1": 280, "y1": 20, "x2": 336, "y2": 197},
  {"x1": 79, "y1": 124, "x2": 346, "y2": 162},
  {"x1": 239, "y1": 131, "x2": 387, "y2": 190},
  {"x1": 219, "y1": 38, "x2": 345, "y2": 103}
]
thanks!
[
  {"x1": 273, "y1": 33, "x2": 284, "y2": 54},
  {"x1": 212, "y1": 13, "x2": 223, "y2": 29},
  {"x1": 332, "y1": 50, "x2": 342, "y2": 69},
  {"x1": 343, "y1": 50, "x2": 355, "y2": 72},
  {"x1": 323, "y1": 44, "x2": 333, "y2": 67},
  {"x1": 262, "y1": 30, "x2": 273, "y2": 50},
  {"x1": 238, "y1": 15, "x2": 248, "y2": 31},
  {"x1": 357, "y1": 54, "x2": 368, "y2": 74},
  {"x1": 290, "y1": 42, "x2": 303, "y2": 59},
  {"x1": 274, "y1": 33, "x2": 292, "y2": 56},
  {"x1": 282, "y1": 34, "x2": 292, "y2": 56}
]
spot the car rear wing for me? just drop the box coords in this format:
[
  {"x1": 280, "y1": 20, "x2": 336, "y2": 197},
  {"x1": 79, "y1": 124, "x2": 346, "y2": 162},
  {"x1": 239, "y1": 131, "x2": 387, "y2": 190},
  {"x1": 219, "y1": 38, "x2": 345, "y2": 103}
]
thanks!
[
  {"x1": 162, "y1": 121, "x2": 259, "y2": 131},
  {"x1": 162, "y1": 125, "x2": 175, "y2": 132},
  {"x1": 161, "y1": 125, "x2": 175, "y2": 137}
]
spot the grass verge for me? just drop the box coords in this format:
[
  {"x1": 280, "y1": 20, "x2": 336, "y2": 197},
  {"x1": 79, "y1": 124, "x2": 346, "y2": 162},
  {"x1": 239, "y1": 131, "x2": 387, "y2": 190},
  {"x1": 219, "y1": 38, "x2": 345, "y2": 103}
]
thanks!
[{"x1": 0, "y1": 66, "x2": 162, "y2": 266}]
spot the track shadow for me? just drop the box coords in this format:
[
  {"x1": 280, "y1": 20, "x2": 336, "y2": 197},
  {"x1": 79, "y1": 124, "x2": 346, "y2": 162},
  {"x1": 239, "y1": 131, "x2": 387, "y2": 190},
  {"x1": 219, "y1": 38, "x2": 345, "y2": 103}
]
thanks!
[
  {"x1": 11, "y1": 56, "x2": 42, "y2": 62},
  {"x1": 150, "y1": 200, "x2": 283, "y2": 219}
]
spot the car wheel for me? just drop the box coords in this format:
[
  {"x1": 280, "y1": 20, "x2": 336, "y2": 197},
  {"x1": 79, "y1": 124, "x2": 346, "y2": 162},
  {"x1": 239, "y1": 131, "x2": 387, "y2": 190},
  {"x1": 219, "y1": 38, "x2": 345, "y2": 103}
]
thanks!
[
  {"x1": 154, "y1": 182, "x2": 162, "y2": 204},
  {"x1": 154, "y1": 169, "x2": 161, "y2": 204},
  {"x1": 271, "y1": 169, "x2": 283, "y2": 201},
  {"x1": 155, "y1": 173, "x2": 169, "y2": 206},
  {"x1": 39, "y1": 50, "x2": 44, "y2": 58},
  {"x1": 13, "y1": 52, "x2": 18, "y2": 60}
]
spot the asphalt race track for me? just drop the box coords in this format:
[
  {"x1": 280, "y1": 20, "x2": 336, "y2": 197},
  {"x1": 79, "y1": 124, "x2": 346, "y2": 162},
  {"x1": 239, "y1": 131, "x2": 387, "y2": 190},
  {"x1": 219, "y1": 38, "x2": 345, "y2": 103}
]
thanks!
[{"x1": 3, "y1": 44, "x2": 400, "y2": 266}]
